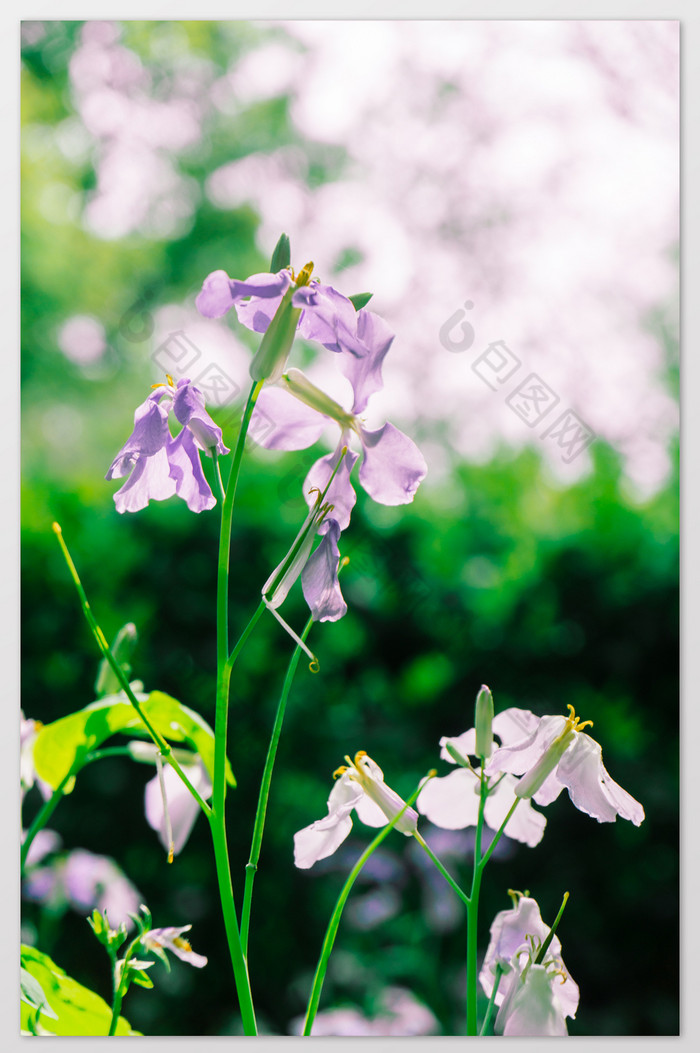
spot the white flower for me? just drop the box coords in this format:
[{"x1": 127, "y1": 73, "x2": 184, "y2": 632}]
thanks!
[
  {"x1": 142, "y1": 925, "x2": 207, "y2": 968},
  {"x1": 416, "y1": 708, "x2": 547, "y2": 847},
  {"x1": 142, "y1": 751, "x2": 212, "y2": 858},
  {"x1": 485, "y1": 705, "x2": 645, "y2": 825},
  {"x1": 479, "y1": 894, "x2": 578, "y2": 1017},
  {"x1": 495, "y1": 961, "x2": 571, "y2": 1036},
  {"x1": 294, "y1": 751, "x2": 418, "y2": 870}
]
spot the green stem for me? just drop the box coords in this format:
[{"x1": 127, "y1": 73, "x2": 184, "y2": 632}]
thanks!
[
  {"x1": 535, "y1": 891, "x2": 570, "y2": 964},
  {"x1": 21, "y1": 764, "x2": 79, "y2": 875},
  {"x1": 211, "y1": 451, "x2": 226, "y2": 506},
  {"x1": 479, "y1": 964, "x2": 504, "y2": 1035},
  {"x1": 466, "y1": 766, "x2": 489, "y2": 1035},
  {"x1": 51, "y1": 524, "x2": 209, "y2": 814},
  {"x1": 210, "y1": 380, "x2": 263, "y2": 1037},
  {"x1": 303, "y1": 782, "x2": 424, "y2": 1037},
  {"x1": 241, "y1": 617, "x2": 313, "y2": 956},
  {"x1": 413, "y1": 832, "x2": 470, "y2": 907}
]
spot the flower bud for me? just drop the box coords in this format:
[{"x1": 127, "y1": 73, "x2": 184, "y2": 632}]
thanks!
[
  {"x1": 94, "y1": 622, "x2": 138, "y2": 697},
  {"x1": 282, "y1": 368, "x2": 355, "y2": 428},
  {"x1": 249, "y1": 286, "x2": 301, "y2": 384},
  {"x1": 475, "y1": 684, "x2": 494, "y2": 758}
]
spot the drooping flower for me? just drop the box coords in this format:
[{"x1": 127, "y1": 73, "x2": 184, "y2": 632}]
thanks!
[
  {"x1": 494, "y1": 959, "x2": 574, "y2": 1037},
  {"x1": 251, "y1": 363, "x2": 427, "y2": 523},
  {"x1": 106, "y1": 376, "x2": 229, "y2": 514},
  {"x1": 479, "y1": 893, "x2": 579, "y2": 1023},
  {"x1": 141, "y1": 925, "x2": 207, "y2": 968},
  {"x1": 294, "y1": 751, "x2": 419, "y2": 870},
  {"x1": 485, "y1": 704, "x2": 645, "y2": 826},
  {"x1": 141, "y1": 750, "x2": 213, "y2": 860},
  {"x1": 416, "y1": 708, "x2": 547, "y2": 848}
]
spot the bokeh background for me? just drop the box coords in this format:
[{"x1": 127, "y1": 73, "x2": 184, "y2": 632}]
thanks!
[{"x1": 21, "y1": 19, "x2": 678, "y2": 1037}]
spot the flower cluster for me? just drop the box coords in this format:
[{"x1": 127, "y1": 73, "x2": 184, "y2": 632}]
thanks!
[
  {"x1": 106, "y1": 376, "x2": 229, "y2": 514},
  {"x1": 196, "y1": 260, "x2": 427, "y2": 623}
]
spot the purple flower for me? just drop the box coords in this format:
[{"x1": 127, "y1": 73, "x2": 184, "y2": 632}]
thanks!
[
  {"x1": 196, "y1": 266, "x2": 367, "y2": 358},
  {"x1": 106, "y1": 376, "x2": 229, "y2": 514},
  {"x1": 251, "y1": 361, "x2": 427, "y2": 526},
  {"x1": 23, "y1": 848, "x2": 143, "y2": 929},
  {"x1": 142, "y1": 925, "x2": 207, "y2": 968}
]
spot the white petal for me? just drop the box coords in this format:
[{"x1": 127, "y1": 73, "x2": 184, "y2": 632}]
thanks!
[
  {"x1": 486, "y1": 715, "x2": 567, "y2": 777},
  {"x1": 354, "y1": 793, "x2": 391, "y2": 828},
  {"x1": 492, "y1": 707, "x2": 542, "y2": 747},
  {"x1": 484, "y1": 775, "x2": 547, "y2": 847},
  {"x1": 439, "y1": 729, "x2": 476, "y2": 762},
  {"x1": 416, "y1": 768, "x2": 480, "y2": 829},
  {"x1": 144, "y1": 759, "x2": 212, "y2": 855},
  {"x1": 293, "y1": 814, "x2": 354, "y2": 869},
  {"x1": 557, "y1": 734, "x2": 644, "y2": 825},
  {"x1": 498, "y1": 966, "x2": 568, "y2": 1036}
]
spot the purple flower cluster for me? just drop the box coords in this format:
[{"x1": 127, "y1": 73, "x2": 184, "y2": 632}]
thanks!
[
  {"x1": 196, "y1": 263, "x2": 428, "y2": 622},
  {"x1": 106, "y1": 376, "x2": 229, "y2": 514}
]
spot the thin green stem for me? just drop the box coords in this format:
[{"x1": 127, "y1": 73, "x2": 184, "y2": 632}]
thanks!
[
  {"x1": 51, "y1": 524, "x2": 209, "y2": 814},
  {"x1": 413, "y1": 832, "x2": 470, "y2": 908},
  {"x1": 21, "y1": 764, "x2": 79, "y2": 875},
  {"x1": 211, "y1": 451, "x2": 226, "y2": 506},
  {"x1": 534, "y1": 891, "x2": 570, "y2": 964},
  {"x1": 303, "y1": 781, "x2": 425, "y2": 1037},
  {"x1": 479, "y1": 964, "x2": 504, "y2": 1035},
  {"x1": 241, "y1": 617, "x2": 313, "y2": 956},
  {"x1": 210, "y1": 380, "x2": 263, "y2": 1037},
  {"x1": 466, "y1": 765, "x2": 489, "y2": 1035}
]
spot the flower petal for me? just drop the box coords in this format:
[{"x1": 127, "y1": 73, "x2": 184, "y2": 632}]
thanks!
[
  {"x1": 112, "y1": 447, "x2": 177, "y2": 513},
  {"x1": 195, "y1": 270, "x2": 235, "y2": 318},
  {"x1": 303, "y1": 441, "x2": 359, "y2": 534},
  {"x1": 301, "y1": 519, "x2": 347, "y2": 622},
  {"x1": 416, "y1": 768, "x2": 481, "y2": 829},
  {"x1": 172, "y1": 379, "x2": 229, "y2": 455},
  {"x1": 144, "y1": 758, "x2": 212, "y2": 856},
  {"x1": 484, "y1": 774, "x2": 547, "y2": 847},
  {"x1": 358, "y1": 422, "x2": 427, "y2": 505},
  {"x1": 167, "y1": 430, "x2": 217, "y2": 513},
  {"x1": 294, "y1": 283, "x2": 366, "y2": 356},
  {"x1": 106, "y1": 394, "x2": 171, "y2": 480},
  {"x1": 556, "y1": 733, "x2": 645, "y2": 825},
  {"x1": 250, "y1": 385, "x2": 327, "y2": 451},
  {"x1": 293, "y1": 774, "x2": 363, "y2": 869},
  {"x1": 339, "y1": 309, "x2": 394, "y2": 414}
]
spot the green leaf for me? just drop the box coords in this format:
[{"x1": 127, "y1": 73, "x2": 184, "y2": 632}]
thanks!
[
  {"x1": 33, "y1": 690, "x2": 234, "y2": 790},
  {"x1": 269, "y1": 232, "x2": 291, "y2": 272},
  {"x1": 20, "y1": 966, "x2": 58, "y2": 1019},
  {"x1": 348, "y1": 292, "x2": 373, "y2": 311},
  {"x1": 20, "y1": 946, "x2": 139, "y2": 1036}
]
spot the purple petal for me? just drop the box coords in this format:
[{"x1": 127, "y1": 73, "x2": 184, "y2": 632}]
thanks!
[
  {"x1": 172, "y1": 379, "x2": 229, "y2": 455},
  {"x1": 234, "y1": 293, "x2": 285, "y2": 334},
  {"x1": 358, "y1": 422, "x2": 428, "y2": 505},
  {"x1": 167, "y1": 430, "x2": 216, "y2": 512},
  {"x1": 301, "y1": 519, "x2": 347, "y2": 622},
  {"x1": 195, "y1": 269, "x2": 235, "y2": 318},
  {"x1": 294, "y1": 283, "x2": 367, "y2": 356},
  {"x1": 230, "y1": 269, "x2": 292, "y2": 299},
  {"x1": 106, "y1": 393, "x2": 171, "y2": 480},
  {"x1": 112, "y1": 446, "x2": 177, "y2": 513},
  {"x1": 340, "y1": 309, "x2": 394, "y2": 414},
  {"x1": 303, "y1": 441, "x2": 359, "y2": 534},
  {"x1": 250, "y1": 385, "x2": 326, "y2": 451}
]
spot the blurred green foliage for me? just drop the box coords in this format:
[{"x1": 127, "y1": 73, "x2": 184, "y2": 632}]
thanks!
[{"x1": 21, "y1": 20, "x2": 678, "y2": 1038}]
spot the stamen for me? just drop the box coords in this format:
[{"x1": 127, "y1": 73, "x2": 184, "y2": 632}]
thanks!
[
  {"x1": 354, "y1": 750, "x2": 368, "y2": 766},
  {"x1": 333, "y1": 765, "x2": 348, "y2": 779},
  {"x1": 295, "y1": 261, "x2": 314, "y2": 287},
  {"x1": 565, "y1": 703, "x2": 594, "y2": 732},
  {"x1": 174, "y1": 937, "x2": 192, "y2": 952},
  {"x1": 263, "y1": 596, "x2": 318, "y2": 666},
  {"x1": 155, "y1": 753, "x2": 174, "y2": 864}
]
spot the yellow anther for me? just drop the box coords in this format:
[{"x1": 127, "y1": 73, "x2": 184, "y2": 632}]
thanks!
[
  {"x1": 333, "y1": 765, "x2": 348, "y2": 779},
  {"x1": 354, "y1": 750, "x2": 368, "y2": 766},
  {"x1": 151, "y1": 374, "x2": 175, "y2": 390},
  {"x1": 174, "y1": 937, "x2": 192, "y2": 952},
  {"x1": 295, "y1": 261, "x2": 314, "y2": 287},
  {"x1": 339, "y1": 556, "x2": 350, "y2": 570},
  {"x1": 565, "y1": 703, "x2": 594, "y2": 733},
  {"x1": 167, "y1": 842, "x2": 174, "y2": 865}
]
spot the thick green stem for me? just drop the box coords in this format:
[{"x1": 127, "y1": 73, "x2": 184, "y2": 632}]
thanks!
[
  {"x1": 241, "y1": 617, "x2": 313, "y2": 956},
  {"x1": 466, "y1": 766, "x2": 489, "y2": 1035},
  {"x1": 303, "y1": 782, "x2": 425, "y2": 1037}
]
